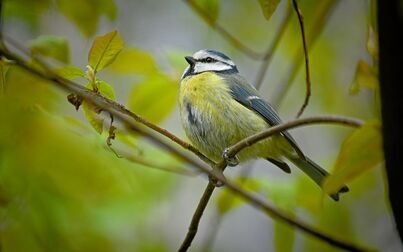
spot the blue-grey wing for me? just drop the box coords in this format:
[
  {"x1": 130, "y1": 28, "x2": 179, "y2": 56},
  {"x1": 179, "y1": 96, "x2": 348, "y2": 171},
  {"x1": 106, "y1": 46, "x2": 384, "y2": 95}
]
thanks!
[{"x1": 222, "y1": 73, "x2": 305, "y2": 159}]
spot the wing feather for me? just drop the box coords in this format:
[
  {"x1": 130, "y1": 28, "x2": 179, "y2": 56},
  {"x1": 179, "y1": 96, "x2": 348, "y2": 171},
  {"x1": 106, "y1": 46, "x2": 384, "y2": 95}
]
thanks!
[{"x1": 222, "y1": 73, "x2": 305, "y2": 159}]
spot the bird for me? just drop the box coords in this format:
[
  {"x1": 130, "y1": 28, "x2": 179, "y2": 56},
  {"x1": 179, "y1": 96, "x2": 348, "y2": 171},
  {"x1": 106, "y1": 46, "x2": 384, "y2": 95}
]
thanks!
[{"x1": 178, "y1": 49, "x2": 348, "y2": 201}]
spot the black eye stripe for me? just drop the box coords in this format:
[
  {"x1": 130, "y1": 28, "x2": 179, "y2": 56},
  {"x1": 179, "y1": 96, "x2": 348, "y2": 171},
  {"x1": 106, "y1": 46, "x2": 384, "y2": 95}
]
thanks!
[{"x1": 197, "y1": 57, "x2": 217, "y2": 63}]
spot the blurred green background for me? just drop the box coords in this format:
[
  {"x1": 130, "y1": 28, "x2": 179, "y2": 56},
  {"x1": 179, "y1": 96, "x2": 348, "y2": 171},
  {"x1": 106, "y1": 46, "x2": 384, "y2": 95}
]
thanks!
[{"x1": 0, "y1": 0, "x2": 400, "y2": 251}]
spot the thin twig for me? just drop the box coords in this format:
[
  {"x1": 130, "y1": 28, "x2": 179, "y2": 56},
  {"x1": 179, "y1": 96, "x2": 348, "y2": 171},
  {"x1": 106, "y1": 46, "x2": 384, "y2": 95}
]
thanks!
[
  {"x1": 293, "y1": 0, "x2": 311, "y2": 118},
  {"x1": 201, "y1": 161, "x2": 256, "y2": 251},
  {"x1": 271, "y1": 0, "x2": 340, "y2": 107},
  {"x1": 255, "y1": 4, "x2": 293, "y2": 89},
  {"x1": 0, "y1": 43, "x2": 370, "y2": 252},
  {"x1": 118, "y1": 149, "x2": 198, "y2": 176},
  {"x1": 184, "y1": 0, "x2": 262, "y2": 60},
  {"x1": 226, "y1": 115, "x2": 363, "y2": 159},
  {"x1": 179, "y1": 182, "x2": 216, "y2": 252}
]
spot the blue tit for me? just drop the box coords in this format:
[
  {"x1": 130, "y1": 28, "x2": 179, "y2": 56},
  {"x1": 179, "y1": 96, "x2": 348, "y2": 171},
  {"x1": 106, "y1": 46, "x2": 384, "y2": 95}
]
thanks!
[{"x1": 179, "y1": 49, "x2": 348, "y2": 201}]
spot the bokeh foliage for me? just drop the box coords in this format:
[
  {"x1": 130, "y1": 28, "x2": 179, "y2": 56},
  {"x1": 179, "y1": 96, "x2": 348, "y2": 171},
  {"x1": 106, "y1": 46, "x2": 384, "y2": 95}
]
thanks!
[{"x1": 0, "y1": 0, "x2": 395, "y2": 251}]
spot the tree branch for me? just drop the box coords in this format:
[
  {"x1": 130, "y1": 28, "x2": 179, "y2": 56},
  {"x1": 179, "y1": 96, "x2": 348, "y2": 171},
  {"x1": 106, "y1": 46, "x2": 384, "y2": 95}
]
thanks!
[
  {"x1": 0, "y1": 43, "x2": 216, "y2": 170},
  {"x1": 179, "y1": 182, "x2": 216, "y2": 252},
  {"x1": 0, "y1": 42, "x2": 370, "y2": 252},
  {"x1": 292, "y1": 0, "x2": 311, "y2": 118},
  {"x1": 178, "y1": 117, "x2": 366, "y2": 251},
  {"x1": 116, "y1": 148, "x2": 199, "y2": 176},
  {"x1": 184, "y1": 0, "x2": 262, "y2": 60},
  {"x1": 226, "y1": 115, "x2": 363, "y2": 159}
]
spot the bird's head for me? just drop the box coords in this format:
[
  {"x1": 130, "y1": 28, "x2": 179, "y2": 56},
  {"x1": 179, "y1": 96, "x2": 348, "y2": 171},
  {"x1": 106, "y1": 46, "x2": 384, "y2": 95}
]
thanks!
[{"x1": 181, "y1": 49, "x2": 238, "y2": 79}]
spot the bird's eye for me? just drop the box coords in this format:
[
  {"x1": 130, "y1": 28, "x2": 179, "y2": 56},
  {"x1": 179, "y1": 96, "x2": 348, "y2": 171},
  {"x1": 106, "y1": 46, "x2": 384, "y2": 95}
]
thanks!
[{"x1": 205, "y1": 57, "x2": 213, "y2": 63}]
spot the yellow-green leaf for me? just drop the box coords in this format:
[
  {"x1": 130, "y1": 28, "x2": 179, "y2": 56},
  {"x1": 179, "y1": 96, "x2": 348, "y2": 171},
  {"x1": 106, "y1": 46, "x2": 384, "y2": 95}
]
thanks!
[
  {"x1": 83, "y1": 81, "x2": 116, "y2": 134},
  {"x1": 350, "y1": 60, "x2": 379, "y2": 95},
  {"x1": 195, "y1": 0, "x2": 220, "y2": 24},
  {"x1": 83, "y1": 102, "x2": 103, "y2": 134},
  {"x1": 258, "y1": 0, "x2": 281, "y2": 20},
  {"x1": 323, "y1": 121, "x2": 383, "y2": 194},
  {"x1": 29, "y1": 35, "x2": 70, "y2": 63},
  {"x1": 128, "y1": 74, "x2": 177, "y2": 124},
  {"x1": 88, "y1": 30, "x2": 124, "y2": 72},
  {"x1": 95, "y1": 80, "x2": 116, "y2": 100},
  {"x1": 108, "y1": 48, "x2": 157, "y2": 74},
  {"x1": 54, "y1": 66, "x2": 85, "y2": 80}
]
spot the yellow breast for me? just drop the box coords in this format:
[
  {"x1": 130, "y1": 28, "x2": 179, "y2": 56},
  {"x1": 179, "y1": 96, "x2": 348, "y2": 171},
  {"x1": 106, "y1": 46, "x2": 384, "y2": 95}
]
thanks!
[
  {"x1": 179, "y1": 72, "x2": 229, "y2": 106},
  {"x1": 179, "y1": 72, "x2": 278, "y2": 162}
]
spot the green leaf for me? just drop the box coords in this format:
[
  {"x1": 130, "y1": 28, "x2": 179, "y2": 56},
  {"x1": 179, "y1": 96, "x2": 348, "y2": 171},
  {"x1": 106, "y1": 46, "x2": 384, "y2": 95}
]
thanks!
[
  {"x1": 56, "y1": 0, "x2": 117, "y2": 37},
  {"x1": 108, "y1": 48, "x2": 157, "y2": 74},
  {"x1": 195, "y1": 0, "x2": 220, "y2": 24},
  {"x1": 83, "y1": 81, "x2": 116, "y2": 134},
  {"x1": 54, "y1": 66, "x2": 85, "y2": 80},
  {"x1": 88, "y1": 30, "x2": 124, "y2": 73},
  {"x1": 29, "y1": 35, "x2": 70, "y2": 63},
  {"x1": 257, "y1": 0, "x2": 281, "y2": 20},
  {"x1": 323, "y1": 121, "x2": 383, "y2": 194},
  {"x1": 350, "y1": 60, "x2": 379, "y2": 95},
  {"x1": 83, "y1": 102, "x2": 103, "y2": 134},
  {"x1": 95, "y1": 80, "x2": 116, "y2": 100},
  {"x1": 128, "y1": 74, "x2": 177, "y2": 124}
]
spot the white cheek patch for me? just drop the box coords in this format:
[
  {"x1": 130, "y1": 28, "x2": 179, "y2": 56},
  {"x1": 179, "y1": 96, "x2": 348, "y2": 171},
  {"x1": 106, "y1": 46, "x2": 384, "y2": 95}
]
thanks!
[{"x1": 193, "y1": 62, "x2": 232, "y2": 74}]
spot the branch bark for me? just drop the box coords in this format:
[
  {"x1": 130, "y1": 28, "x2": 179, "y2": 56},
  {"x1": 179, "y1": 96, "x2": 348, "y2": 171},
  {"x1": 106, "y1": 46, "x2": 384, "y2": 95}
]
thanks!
[{"x1": 226, "y1": 115, "x2": 363, "y2": 159}]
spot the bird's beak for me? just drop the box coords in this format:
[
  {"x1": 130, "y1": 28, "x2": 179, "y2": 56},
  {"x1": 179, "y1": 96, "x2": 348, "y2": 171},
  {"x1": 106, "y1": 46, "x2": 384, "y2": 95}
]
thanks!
[{"x1": 185, "y1": 56, "x2": 196, "y2": 66}]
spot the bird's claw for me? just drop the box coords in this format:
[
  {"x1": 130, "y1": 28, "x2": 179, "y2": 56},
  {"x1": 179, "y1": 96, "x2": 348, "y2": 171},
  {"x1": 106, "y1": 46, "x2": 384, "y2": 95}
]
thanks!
[{"x1": 223, "y1": 148, "x2": 239, "y2": 167}]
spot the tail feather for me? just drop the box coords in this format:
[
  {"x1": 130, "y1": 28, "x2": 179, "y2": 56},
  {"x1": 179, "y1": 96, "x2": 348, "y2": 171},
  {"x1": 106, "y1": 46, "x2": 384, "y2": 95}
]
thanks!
[{"x1": 288, "y1": 156, "x2": 349, "y2": 201}]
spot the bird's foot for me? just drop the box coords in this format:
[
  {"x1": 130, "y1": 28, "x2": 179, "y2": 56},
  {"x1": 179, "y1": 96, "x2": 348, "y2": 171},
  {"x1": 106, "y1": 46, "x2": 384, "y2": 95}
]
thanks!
[{"x1": 223, "y1": 148, "x2": 239, "y2": 167}]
